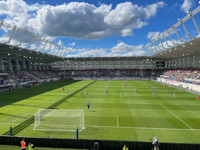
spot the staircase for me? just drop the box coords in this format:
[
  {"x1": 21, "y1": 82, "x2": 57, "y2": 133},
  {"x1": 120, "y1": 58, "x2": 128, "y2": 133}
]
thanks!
[{"x1": 24, "y1": 71, "x2": 41, "y2": 82}]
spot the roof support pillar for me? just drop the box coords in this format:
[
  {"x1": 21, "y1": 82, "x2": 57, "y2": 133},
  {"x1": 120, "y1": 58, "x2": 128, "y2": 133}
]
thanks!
[
  {"x1": 188, "y1": 12, "x2": 200, "y2": 34},
  {"x1": 9, "y1": 58, "x2": 13, "y2": 72},
  {"x1": 33, "y1": 38, "x2": 41, "y2": 51},
  {"x1": 50, "y1": 44, "x2": 57, "y2": 55},
  {"x1": 47, "y1": 43, "x2": 53, "y2": 54},
  {"x1": 16, "y1": 31, "x2": 26, "y2": 46},
  {"x1": 154, "y1": 40, "x2": 162, "y2": 52},
  {"x1": 158, "y1": 38, "x2": 167, "y2": 50},
  {"x1": 0, "y1": 58, "x2": 4, "y2": 72},
  {"x1": 15, "y1": 59, "x2": 20, "y2": 72},
  {"x1": 178, "y1": 18, "x2": 196, "y2": 39},
  {"x1": 166, "y1": 30, "x2": 179, "y2": 45},
  {"x1": 162, "y1": 33, "x2": 172, "y2": 48},
  {"x1": 27, "y1": 34, "x2": 36, "y2": 49},
  {"x1": 172, "y1": 26, "x2": 185, "y2": 42},
  {"x1": 38, "y1": 62, "x2": 42, "y2": 71},
  {"x1": 6, "y1": 26, "x2": 16, "y2": 44},
  {"x1": 23, "y1": 59, "x2": 26, "y2": 71},
  {"x1": 41, "y1": 40, "x2": 48, "y2": 53},
  {"x1": 34, "y1": 62, "x2": 37, "y2": 70}
]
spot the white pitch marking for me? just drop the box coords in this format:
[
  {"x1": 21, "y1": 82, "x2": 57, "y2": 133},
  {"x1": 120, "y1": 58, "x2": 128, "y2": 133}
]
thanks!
[
  {"x1": 0, "y1": 123, "x2": 10, "y2": 125},
  {"x1": 0, "y1": 113, "x2": 30, "y2": 125},
  {"x1": 160, "y1": 104, "x2": 193, "y2": 130},
  {"x1": 11, "y1": 113, "x2": 29, "y2": 122},
  {"x1": 85, "y1": 125, "x2": 198, "y2": 131}
]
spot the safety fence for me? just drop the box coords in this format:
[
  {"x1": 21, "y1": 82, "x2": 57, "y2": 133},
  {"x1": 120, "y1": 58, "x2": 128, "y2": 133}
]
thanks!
[{"x1": 0, "y1": 135, "x2": 200, "y2": 150}]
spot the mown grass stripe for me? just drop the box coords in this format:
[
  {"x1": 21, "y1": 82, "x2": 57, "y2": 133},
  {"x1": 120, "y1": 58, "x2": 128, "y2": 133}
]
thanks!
[
  {"x1": 3, "y1": 81, "x2": 96, "y2": 136},
  {"x1": 85, "y1": 125, "x2": 196, "y2": 131},
  {"x1": 160, "y1": 104, "x2": 193, "y2": 130}
]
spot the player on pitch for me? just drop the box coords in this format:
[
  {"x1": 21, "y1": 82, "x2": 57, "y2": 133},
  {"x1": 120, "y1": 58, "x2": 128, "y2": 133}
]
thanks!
[
  {"x1": 174, "y1": 91, "x2": 176, "y2": 98},
  {"x1": 196, "y1": 96, "x2": 200, "y2": 101},
  {"x1": 153, "y1": 90, "x2": 155, "y2": 96},
  {"x1": 87, "y1": 102, "x2": 90, "y2": 111},
  {"x1": 86, "y1": 91, "x2": 88, "y2": 97}
]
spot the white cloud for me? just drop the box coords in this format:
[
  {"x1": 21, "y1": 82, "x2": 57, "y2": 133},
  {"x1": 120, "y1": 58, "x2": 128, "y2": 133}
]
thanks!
[
  {"x1": 66, "y1": 42, "x2": 148, "y2": 57},
  {"x1": 69, "y1": 42, "x2": 76, "y2": 47},
  {"x1": 0, "y1": 0, "x2": 41, "y2": 29},
  {"x1": 0, "y1": 35, "x2": 10, "y2": 43},
  {"x1": 144, "y1": 1, "x2": 165, "y2": 19},
  {"x1": 147, "y1": 31, "x2": 161, "y2": 40},
  {"x1": 66, "y1": 47, "x2": 77, "y2": 53},
  {"x1": 111, "y1": 41, "x2": 143, "y2": 53},
  {"x1": 0, "y1": 0, "x2": 165, "y2": 40},
  {"x1": 0, "y1": 0, "x2": 28, "y2": 17},
  {"x1": 181, "y1": 0, "x2": 194, "y2": 13},
  {"x1": 57, "y1": 40, "x2": 64, "y2": 46},
  {"x1": 66, "y1": 49, "x2": 147, "y2": 57},
  {"x1": 66, "y1": 49, "x2": 107, "y2": 57}
]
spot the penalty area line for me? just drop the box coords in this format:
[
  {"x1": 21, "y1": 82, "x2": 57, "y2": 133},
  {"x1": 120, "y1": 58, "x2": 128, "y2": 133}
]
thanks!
[
  {"x1": 160, "y1": 104, "x2": 193, "y2": 130},
  {"x1": 85, "y1": 125, "x2": 198, "y2": 131}
]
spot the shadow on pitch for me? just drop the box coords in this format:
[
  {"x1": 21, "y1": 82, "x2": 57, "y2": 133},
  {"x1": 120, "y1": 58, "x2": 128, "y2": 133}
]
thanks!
[
  {"x1": 89, "y1": 110, "x2": 96, "y2": 112},
  {"x1": 0, "y1": 80, "x2": 78, "y2": 108}
]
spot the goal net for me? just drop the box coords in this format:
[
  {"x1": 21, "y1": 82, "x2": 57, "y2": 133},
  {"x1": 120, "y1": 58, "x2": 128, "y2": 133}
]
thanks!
[{"x1": 33, "y1": 109, "x2": 85, "y2": 132}]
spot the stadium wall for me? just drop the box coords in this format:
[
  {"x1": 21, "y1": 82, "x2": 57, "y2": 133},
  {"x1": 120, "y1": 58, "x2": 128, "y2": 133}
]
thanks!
[
  {"x1": 0, "y1": 135, "x2": 200, "y2": 150},
  {"x1": 53, "y1": 57, "x2": 156, "y2": 70}
]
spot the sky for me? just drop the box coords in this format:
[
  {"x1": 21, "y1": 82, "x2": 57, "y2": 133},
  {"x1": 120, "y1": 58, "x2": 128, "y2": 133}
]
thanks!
[{"x1": 0, "y1": 0, "x2": 199, "y2": 57}]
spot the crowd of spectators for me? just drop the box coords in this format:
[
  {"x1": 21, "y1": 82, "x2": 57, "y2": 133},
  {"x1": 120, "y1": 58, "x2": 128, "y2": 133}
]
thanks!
[
  {"x1": 0, "y1": 71, "x2": 62, "y2": 93},
  {"x1": 29, "y1": 71, "x2": 60, "y2": 80},
  {"x1": 65, "y1": 69, "x2": 162, "y2": 78},
  {"x1": 4, "y1": 68, "x2": 197, "y2": 93},
  {"x1": 163, "y1": 69, "x2": 200, "y2": 85},
  {"x1": 0, "y1": 77, "x2": 8, "y2": 86},
  {"x1": 9, "y1": 72, "x2": 35, "y2": 83},
  {"x1": 0, "y1": 76, "x2": 14, "y2": 92}
]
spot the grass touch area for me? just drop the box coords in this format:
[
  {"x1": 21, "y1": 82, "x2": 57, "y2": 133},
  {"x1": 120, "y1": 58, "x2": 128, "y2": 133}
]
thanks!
[
  {"x1": 0, "y1": 80, "x2": 200, "y2": 143},
  {"x1": 0, "y1": 145, "x2": 87, "y2": 150}
]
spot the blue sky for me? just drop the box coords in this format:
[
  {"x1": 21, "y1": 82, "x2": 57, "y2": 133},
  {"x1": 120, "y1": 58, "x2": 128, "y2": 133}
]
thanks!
[{"x1": 0, "y1": 0, "x2": 199, "y2": 57}]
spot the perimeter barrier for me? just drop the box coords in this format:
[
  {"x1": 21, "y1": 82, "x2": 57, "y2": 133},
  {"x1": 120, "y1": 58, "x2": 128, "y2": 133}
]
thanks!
[{"x1": 0, "y1": 135, "x2": 200, "y2": 150}]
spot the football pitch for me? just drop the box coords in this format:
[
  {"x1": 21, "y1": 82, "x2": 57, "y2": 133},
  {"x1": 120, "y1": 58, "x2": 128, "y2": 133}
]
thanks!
[{"x1": 0, "y1": 80, "x2": 200, "y2": 144}]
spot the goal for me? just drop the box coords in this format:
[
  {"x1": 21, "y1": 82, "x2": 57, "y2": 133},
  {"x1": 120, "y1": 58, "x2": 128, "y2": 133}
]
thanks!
[{"x1": 33, "y1": 109, "x2": 85, "y2": 132}]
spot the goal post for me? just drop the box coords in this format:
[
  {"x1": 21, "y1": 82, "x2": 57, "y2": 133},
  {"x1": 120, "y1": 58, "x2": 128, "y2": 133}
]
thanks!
[{"x1": 33, "y1": 109, "x2": 85, "y2": 132}]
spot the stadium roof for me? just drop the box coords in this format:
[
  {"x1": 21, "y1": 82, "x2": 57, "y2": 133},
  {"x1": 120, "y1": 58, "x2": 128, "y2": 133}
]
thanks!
[
  {"x1": 146, "y1": 3, "x2": 200, "y2": 59},
  {"x1": 0, "y1": 43, "x2": 63, "y2": 62},
  {"x1": 152, "y1": 37, "x2": 200, "y2": 60}
]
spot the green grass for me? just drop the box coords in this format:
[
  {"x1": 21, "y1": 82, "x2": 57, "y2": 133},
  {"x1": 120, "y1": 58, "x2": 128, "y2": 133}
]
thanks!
[
  {"x1": 0, "y1": 80, "x2": 78, "y2": 107},
  {"x1": 0, "y1": 80, "x2": 200, "y2": 143},
  {"x1": 0, "y1": 145, "x2": 87, "y2": 150}
]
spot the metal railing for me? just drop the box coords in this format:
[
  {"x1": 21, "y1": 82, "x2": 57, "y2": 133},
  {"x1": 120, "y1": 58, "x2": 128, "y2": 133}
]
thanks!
[
  {"x1": 0, "y1": 20, "x2": 67, "y2": 58},
  {"x1": 145, "y1": 2, "x2": 200, "y2": 56}
]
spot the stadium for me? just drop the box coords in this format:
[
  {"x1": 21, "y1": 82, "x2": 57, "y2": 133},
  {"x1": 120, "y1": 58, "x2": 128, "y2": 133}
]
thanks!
[{"x1": 0, "y1": 0, "x2": 200, "y2": 150}]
